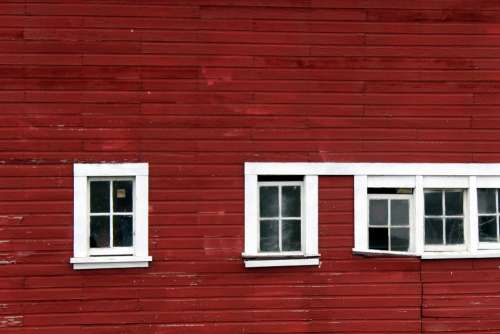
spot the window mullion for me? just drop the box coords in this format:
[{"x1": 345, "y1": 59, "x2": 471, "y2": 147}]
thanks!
[
  {"x1": 278, "y1": 185, "x2": 282, "y2": 252},
  {"x1": 441, "y1": 191, "x2": 446, "y2": 245},
  {"x1": 388, "y1": 200, "x2": 392, "y2": 251},
  {"x1": 468, "y1": 176, "x2": 478, "y2": 253},
  {"x1": 109, "y1": 180, "x2": 114, "y2": 248},
  {"x1": 494, "y1": 189, "x2": 500, "y2": 242}
]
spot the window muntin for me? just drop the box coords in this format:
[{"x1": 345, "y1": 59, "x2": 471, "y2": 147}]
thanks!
[
  {"x1": 258, "y1": 181, "x2": 303, "y2": 253},
  {"x1": 89, "y1": 178, "x2": 134, "y2": 255},
  {"x1": 478, "y1": 188, "x2": 500, "y2": 243},
  {"x1": 424, "y1": 189, "x2": 465, "y2": 248},
  {"x1": 368, "y1": 194, "x2": 411, "y2": 252}
]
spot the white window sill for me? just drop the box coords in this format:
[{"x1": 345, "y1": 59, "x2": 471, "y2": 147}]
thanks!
[
  {"x1": 70, "y1": 256, "x2": 152, "y2": 270},
  {"x1": 243, "y1": 254, "x2": 320, "y2": 268},
  {"x1": 353, "y1": 248, "x2": 500, "y2": 260},
  {"x1": 352, "y1": 249, "x2": 419, "y2": 257},
  {"x1": 421, "y1": 251, "x2": 500, "y2": 259}
]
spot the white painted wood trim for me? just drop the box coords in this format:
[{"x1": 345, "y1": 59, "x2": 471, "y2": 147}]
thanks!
[
  {"x1": 304, "y1": 175, "x2": 318, "y2": 256},
  {"x1": 354, "y1": 175, "x2": 368, "y2": 251},
  {"x1": 73, "y1": 176, "x2": 88, "y2": 258},
  {"x1": 368, "y1": 176, "x2": 416, "y2": 188},
  {"x1": 477, "y1": 177, "x2": 500, "y2": 188},
  {"x1": 468, "y1": 176, "x2": 479, "y2": 253},
  {"x1": 244, "y1": 174, "x2": 258, "y2": 255},
  {"x1": 421, "y1": 252, "x2": 500, "y2": 259},
  {"x1": 245, "y1": 162, "x2": 500, "y2": 176},
  {"x1": 135, "y1": 174, "x2": 149, "y2": 257},
  {"x1": 414, "y1": 176, "x2": 424, "y2": 254},
  {"x1": 75, "y1": 163, "x2": 148, "y2": 177},
  {"x1": 70, "y1": 256, "x2": 152, "y2": 270},
  {"x1": 244, "y1": 257, "x2": 319, "y2": 268},
  {"x1": 423, "y1": 176, "x2": 469, "y2": 188}
]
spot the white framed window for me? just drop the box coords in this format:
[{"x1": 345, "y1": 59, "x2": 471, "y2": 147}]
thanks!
[
  {"x1": 246, "y1": 162, "x2": 500, "y2": 260},
  {"x1": 71, "y1": 163, "x2": 152, "y2": 269},
  {"x1": 478, "y1": 188, "x2": 500, "y2": 249},
  {"x1": 424, "y1": 189, "x2": 466, "y2": 251},
  {"x1": 368, "y1": 193, "x2": 413, "y2": 253},
  {"x1": 243, "y1": 174, "x2": 319, "y2": 268}
]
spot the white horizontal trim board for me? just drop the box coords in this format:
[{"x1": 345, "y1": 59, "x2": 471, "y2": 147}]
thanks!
[
  {"x1": 246, "y1": 162, "x2": 500, "y2": 261},
  {"x1": 75, "y1": 163, "x2": 149, "y2": 177},
  {"x1": 244, "y1": 258, "x2": 320, "y2": 268},
  {"x1": 245, "y1": 162, "x2": 500, "y2": 176}
]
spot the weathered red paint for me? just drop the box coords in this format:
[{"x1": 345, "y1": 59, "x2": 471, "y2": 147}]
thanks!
[{"x1": 1, "y1": 1, "x2": 500, "y2": 332}]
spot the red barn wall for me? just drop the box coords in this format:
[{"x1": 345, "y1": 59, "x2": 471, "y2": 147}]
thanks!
[{"x1": 0, "y1": 1, "x2": 499, "y2": 333}]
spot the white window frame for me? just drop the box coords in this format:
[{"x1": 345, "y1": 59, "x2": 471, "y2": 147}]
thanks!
[
  {"x1": 246, "y1": 162, "x2": 500, "y2": 260},
  {"x1": 71, "y1": 163, "x2": 152, "y2": 270},
  {"x1": 423, "y1": 189, "x2": 467, "y2": 252},
  {"x1": 243, "y1": 174, "x2": 319, "y2": 268}
]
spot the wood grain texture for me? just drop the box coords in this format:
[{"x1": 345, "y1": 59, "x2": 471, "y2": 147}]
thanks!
[{"x1": 0, "y1": 0, "x2": 498, "y2": 332}]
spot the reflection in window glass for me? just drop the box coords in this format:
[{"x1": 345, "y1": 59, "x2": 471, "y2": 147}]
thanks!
[
  {"x1": 478, "y1": 189, "x2": 500, "y2": 243},
  {"x1": 258, "y1": 182, "x2": 302, "y2": 253},
  {"x1": 368, "y1": 197, "x2": 410, "y2": 252},
  {"x1": 89, "y1": 178, "x2": 134, "y2": 251},
  {"x1": 424, "y1": 190, "x2": 464, "y2": 246}
]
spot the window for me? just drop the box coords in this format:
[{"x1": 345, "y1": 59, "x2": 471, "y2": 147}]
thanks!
[
  {"x1": 368, "y1": 194, "x2": 412, "y2": 252},
  {"x1": 243, "y1": 171, "x2": 319, "y2": 268},
  {"x1": 71, "y1": 163, "x2": 151, "y2": 270},
  {"x1": 259, "y1": 181, "x2": 302, "y2": 253},
  {"x1": 424, "y1": 190, "x2": 465, "y2": 249},
  {"x1": 478, "y1": 188, "x2": 500, "y2": 247},
  {"x1": 89, "y1": 178, "x2": 134, "y2": 254}
]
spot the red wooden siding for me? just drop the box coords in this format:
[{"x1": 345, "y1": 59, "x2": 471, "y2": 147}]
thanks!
[{"x1": 1, "y1": 0, "x2": 500, "y2": 332}]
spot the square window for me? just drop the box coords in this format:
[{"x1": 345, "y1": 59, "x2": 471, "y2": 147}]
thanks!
[{"x1": 71, "y1": 163, "x2": 151, "y2": 270}]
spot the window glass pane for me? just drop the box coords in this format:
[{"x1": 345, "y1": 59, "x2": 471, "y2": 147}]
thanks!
[
  {"x1": 90, "y1": 216, "x2": 110, "y2": 248},
  {"x1": 425, "y1": 192, "x2": 442, "y2": 216},
  {"x1": 282, "y1": 186, "x2": 301, "y2": 217},
  {"x1": 90, "y1": 181, "x2": 110, "y2": 213},
  {"x1": 369, "y1": 227, "x2": 388, "y2": 250},
  {"x1": 479, "y1": 216, "x2": 498, "y2": 242},
  {"x1": 391, "y1": 227, "x2": 409, "y2": 251},
  {"x1": 445, "y1": 191, "x2": 463, "y2": 216},
  {"x1": 369, "y1": 199, "x2": 388, "y2": 226},
  {"x1": 282, "y1": 220, "x2": 301, "y2": 251},
  {"x1": 478, "y1": 189, "x2": 496, "y2": 214},
  {"x1": 259, "y1": 187, "x2": 279, "y2": 218},
  {"x1": 260, "y1": 220, "x2": 279, "y2": 252},
  {"x1": 113, "y1": 215, "x2": 133, "y2": 247},
  {"x1": 391, "y1": 200, "x2": 409, "y2": 226},
  {"x1": 445, "y1": 218, "x2": 464, "y2": 245},
  {"x1": 113, "y1": 180, "x2": 133, "y2": 213},
  {"x1": 425, "y1": 218, "x2": 443, "y2": 245}
]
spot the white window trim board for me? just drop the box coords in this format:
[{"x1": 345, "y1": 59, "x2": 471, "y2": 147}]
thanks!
[
  {"x1": 246, "y1": 162, "x2": 500, "y2": 260},
  {"x1": 245, "y1": 162, "x2": 500, "y2": 176},
  {"x1": 243, "y1": 174, "x2": 319, "y2": 268},
  {"x1": 71, "y1": 163, "x2": 151, "y2": 270}
]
